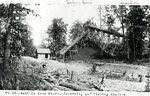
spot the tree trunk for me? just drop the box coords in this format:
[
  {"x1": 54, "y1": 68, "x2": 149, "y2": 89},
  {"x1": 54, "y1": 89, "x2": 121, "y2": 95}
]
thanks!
[
  {"x1": 149, "y1": 31, "x2": 150, "y2": 61},
  {"x1": 3, "y1": 4, "x2": 13, "y2": 71},
  {"x1": 121, "y1": 16, "x2": 125, "y2": 57},
  {"x1": 3, "y1": 24, "x2": 11, "y2": 70},
  {"x1": 41, "y1": 80, "x2": 73, "y2": 91}
]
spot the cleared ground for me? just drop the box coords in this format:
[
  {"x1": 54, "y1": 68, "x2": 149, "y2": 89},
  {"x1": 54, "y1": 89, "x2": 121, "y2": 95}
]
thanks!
[
  {"x1": 66, "y1": 60, "x2": 149, "y2": 91},
  {"x1": 17, "y1": 57, "x2": 149, "y2": 91}
]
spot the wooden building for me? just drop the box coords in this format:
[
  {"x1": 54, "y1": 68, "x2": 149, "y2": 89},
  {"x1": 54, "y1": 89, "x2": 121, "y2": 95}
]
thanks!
[
  {"x1": 58, "y1": 25, "x2": 126, "y2": 62},
  {"x1": 36, "y1": 48, "x2": 51, "y2": 60}
]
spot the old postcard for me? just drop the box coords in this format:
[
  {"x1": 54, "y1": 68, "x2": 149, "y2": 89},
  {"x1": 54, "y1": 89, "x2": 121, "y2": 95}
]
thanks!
[{"x1": 0, "y1": 0, "x2": 150, "y2": 96}]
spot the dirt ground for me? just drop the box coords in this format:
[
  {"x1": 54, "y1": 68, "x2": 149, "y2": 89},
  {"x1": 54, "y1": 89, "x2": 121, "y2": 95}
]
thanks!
[
  {"x1": 18, "y1": 57, "x2": 150, "y2": 91},
  {"x1": 65, "y1": 60, "x2": 149, "y2": 91}
]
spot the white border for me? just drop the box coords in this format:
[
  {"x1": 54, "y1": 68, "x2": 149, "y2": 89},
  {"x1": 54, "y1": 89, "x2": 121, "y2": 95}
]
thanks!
[{"x1": 0, "y1": 0, "x2": 150, "y2": 96}]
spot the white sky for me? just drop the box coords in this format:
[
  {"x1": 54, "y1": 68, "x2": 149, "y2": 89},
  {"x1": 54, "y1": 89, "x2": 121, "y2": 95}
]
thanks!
[
  {"x1": 26, "y1": 4, "x2": 100, "y2": 46},
  {"x1": 24, "y1": 0, "x2": 149, "y2": 46}
]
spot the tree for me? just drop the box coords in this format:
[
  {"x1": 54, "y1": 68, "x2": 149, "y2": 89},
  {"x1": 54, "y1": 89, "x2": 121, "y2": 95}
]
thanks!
[
  {"x1": 69, "y1": 20, "x2": 83, "y2": 42},
  {"x1": 40, "y1": 40, "x2": 48, "y2": 48},
  {"x1": 110, "y1": 5, "x2": 128, "y2": 35},
  {"x1": 0, "y1": 4, "x2": 38, "y2": 70},
  {"x1": 21, "y1": 26, "x2": 36, "y2": 57},
  {"x1": 110, "y1": 5, "x2": 130, "y2": 59},
  {"x1": 46, "y1": 18, "x2": 67, "y2": 56},
  {"x1": 147, "y1": 15, "x2": 150, "y2": 60},
  {"x1": 127, "y1": 5, "x2": 147, "y2": 61},
  {"x1": 100, "y1": 5, "x2": 129, "y2": 35},
  {"x1": 69, "y1": 19, "x2": 96, "y2": 48},
  {"x1": 0, "y1": 3, "x2": 38, "y2": 89},
  {"x1": 99, "y1": 5, "x2": 116, "y2": 30}
]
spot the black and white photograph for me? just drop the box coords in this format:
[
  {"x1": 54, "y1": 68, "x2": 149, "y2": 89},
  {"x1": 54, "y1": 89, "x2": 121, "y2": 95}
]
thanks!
[{"x1": 0, "y1": 0, "x2": 150, "y2": 94}]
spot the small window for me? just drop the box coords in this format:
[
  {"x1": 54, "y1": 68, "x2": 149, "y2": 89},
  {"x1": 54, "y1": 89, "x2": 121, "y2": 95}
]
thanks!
[{"x1": 45, "y1": 54, "x2": 48, "y2": 58}]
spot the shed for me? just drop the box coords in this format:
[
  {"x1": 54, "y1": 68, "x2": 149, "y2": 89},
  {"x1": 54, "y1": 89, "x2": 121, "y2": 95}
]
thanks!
[
  {"x1": 36, "y1": 48, "x2": 51, "y2": 60},
  {"x1": 59, "y1": 31, "x2": 89, "y2": 62}
]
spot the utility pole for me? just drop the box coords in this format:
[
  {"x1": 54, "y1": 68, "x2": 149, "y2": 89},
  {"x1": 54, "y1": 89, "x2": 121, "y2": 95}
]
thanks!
[
  {"x1": 99, "y1": 5, "x2": 102, "y2": 29},
  {"x1": 99, "y1": 5, "x2": 104, "y2": 58}
]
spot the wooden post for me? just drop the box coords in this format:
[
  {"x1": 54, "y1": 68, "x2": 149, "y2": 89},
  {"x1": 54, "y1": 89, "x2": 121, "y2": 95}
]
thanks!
[
  {"x1": 70, "y1": 51, "x2": 72, "y2": 59},
  {"x1": 71, "y1": 71, "x2": 74, "y2": 80},
  {"x1": 63, "y1": 54, "x2": 65, "y2": 63},
  {"x1": 92, "y1": 63, "x2": 96, "y2": 73},
  {"x1": 99, "y1": 5, "x2": 102, "y2": 29},
  {"x1": 70, "y1": 71, "x2": 78, "y2": 82},
  {"x1": 75, "y1": 44, "x2": 78, "y2": 54}
]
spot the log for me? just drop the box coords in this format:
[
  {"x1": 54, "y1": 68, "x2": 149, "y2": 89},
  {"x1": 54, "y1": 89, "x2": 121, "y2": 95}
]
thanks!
[
  {"x1": 93, "y1": 62, "x2": 105, "y2": 66},
  {"x1": 54, "y1": 85, "x2": 73, "y2": 91},
  {"x1": 59, "y1": 82, "x2": 95, "y2": 91},
  {"x1": 91, "y1": 83, "x2": 102, "y2": 91},
  {"x1": 41, "y1": 80, "x2": 54, "y2": 89},
  {"x1": 41, "y1": 80, "x2": 73, "y2": 91}
]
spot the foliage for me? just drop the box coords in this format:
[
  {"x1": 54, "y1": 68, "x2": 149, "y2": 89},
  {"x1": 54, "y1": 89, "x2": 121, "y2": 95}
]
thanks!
[
  {"x1": 69, "y1": 20, "x2": 83, "y2": 42},
  {"x1": 0, "y1": 4, "x2": 37, "y2": 64},
  {"x1": 39, "y1": 39, "x2": 48, "y2": 48},
  {"x1": 100, "y1": 5, "x2": 116, "y2": 28},
  {"x1": 21, "y1": 26, "x2": 36, "y2": 57},
  {"x1": 98, "y1": 5, "x2": 150, "y2": 61},
  {"x1": 101, "y1": 5, "x2": 129, "y2": 29},
  {"x1": 0, "y1": 3, "x2": 38, "y2": 90},
  {"x1": 127, "y1": 5, "x2": 148, "y2": 61},
  {"x1": 46, "y1": 18, "x2": 67, "y2": 55},
  {"x1": 69, "y1": 19, "x2": 96, "y2": 48},
  {"x1": 110, "y1": 5, "x2": 128, "y2": 24}
]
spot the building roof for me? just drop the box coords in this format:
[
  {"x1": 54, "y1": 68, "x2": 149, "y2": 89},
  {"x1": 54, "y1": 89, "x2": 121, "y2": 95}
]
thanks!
[
  {"x1": 60, "y1": 31, "x2": 88, "y2": 55},
  {"x1": 86, "y1": 25, "x2": 127, "y2": 38},
  {"x1": 36, "y1": 48, "x2": 51, "y2": 54}
]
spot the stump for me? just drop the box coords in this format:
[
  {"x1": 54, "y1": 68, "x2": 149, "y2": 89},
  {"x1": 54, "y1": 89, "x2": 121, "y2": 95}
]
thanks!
[
  {"x1": 92, "y1": 62, "x2": 105, "y2": 73},
  {"x1": 92, "y1": 64, "x2": 96, "y2": 73},
  {"x1": 70, "y1": 71, "x2": 78, "y2": 82}
]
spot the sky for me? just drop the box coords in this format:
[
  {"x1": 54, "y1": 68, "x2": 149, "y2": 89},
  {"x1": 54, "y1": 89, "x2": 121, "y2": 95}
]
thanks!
[
  {"x1": 24, "y1": 0, "x2": 149, "y2": 46},
  {"x1": 26, "y1": 4, "x2": 100, "y2": 46}
]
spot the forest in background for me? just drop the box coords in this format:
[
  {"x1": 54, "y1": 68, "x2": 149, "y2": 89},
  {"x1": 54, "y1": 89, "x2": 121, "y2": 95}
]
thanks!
[{"x1": 0, "y1": 4, "x2": 150, "y2": 90}]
